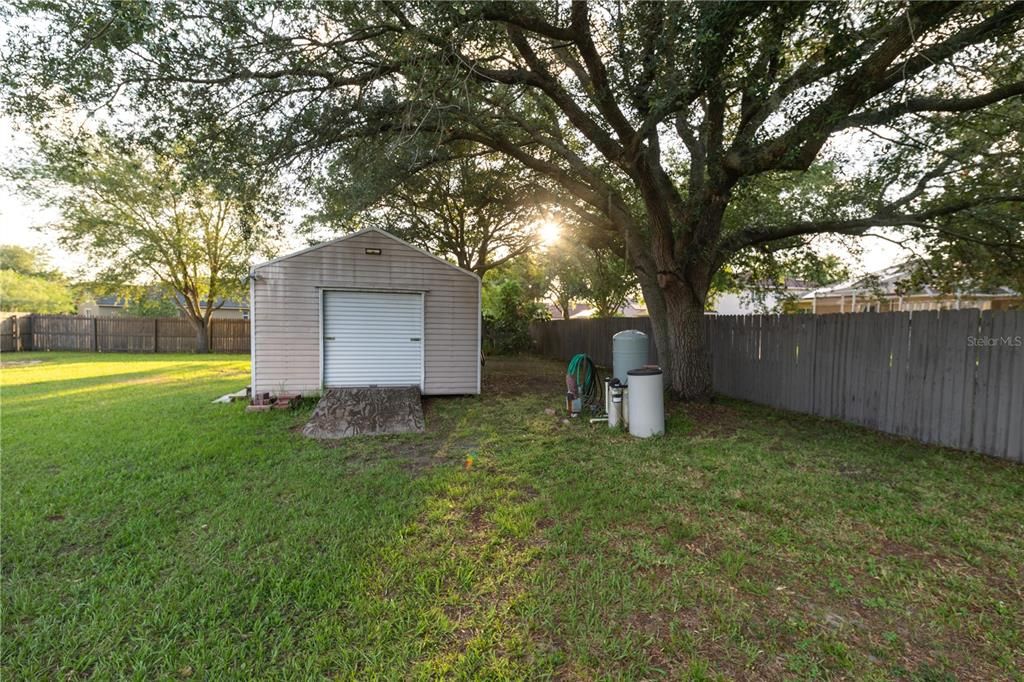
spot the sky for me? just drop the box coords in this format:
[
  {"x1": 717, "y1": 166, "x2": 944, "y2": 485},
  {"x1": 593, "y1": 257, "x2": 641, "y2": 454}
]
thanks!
[{"x1": 1, "y1": 115, "x2": 87, "y2": 271}]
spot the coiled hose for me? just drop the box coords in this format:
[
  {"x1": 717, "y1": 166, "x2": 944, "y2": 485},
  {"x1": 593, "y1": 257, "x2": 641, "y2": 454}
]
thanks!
[{"x1": 566, "y1": 353, "x2": 601, "y2": 412}]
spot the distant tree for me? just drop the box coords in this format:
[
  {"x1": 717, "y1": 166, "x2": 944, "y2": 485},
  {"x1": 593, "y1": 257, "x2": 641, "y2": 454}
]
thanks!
[
  {"x1": 901, "y1": 104, "x2": 1024, "y2": 296},
  {"x1": 0, "y1": 243, "x2": 74, "y2": 312},
  {"x1": 542, "y1": 241, "x2": 588, "y2": 320},
  {"x1": 16, "y1": 136, "x2": 274, "y2": 351},
  {"x1": 0, "y1": 269, "x2": 74, "y2": 313},
  {"x1": 912, "y1": 236, "x2": 1024, "y2": 298},
  {"x1": 318, "y1": 154, "x2": 545, "y2": 278},
  {"x1": 499, "y1": 254, "x2": 553, "y2": 305},
  {"x1": 574, "y1": 247, "x2": 638, "y2": 318},
  {"x1": 0, "y1": 244, "x2": 53, "y2": 277},
  {"x1": 543, "y1": 228, "x2": 638, "y2": 319},
  {"x1": 121, "y1": 287, "x2": 180, "y2": 318},
  {"x1": 712, "y1": 251, "x2": 851, "y2": 313},
  {"x1": 481, "y1": 278, "x2": 547, "y2": 354}
]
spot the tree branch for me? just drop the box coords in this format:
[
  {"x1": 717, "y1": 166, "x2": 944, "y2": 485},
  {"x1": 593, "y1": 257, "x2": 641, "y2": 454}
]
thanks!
[
  {"x1": 721, "y1": 194, "x2": 1024, "y2": 254},
  {"x1": 836, "y1": 80, "x2": 1024, "y2": 129}
]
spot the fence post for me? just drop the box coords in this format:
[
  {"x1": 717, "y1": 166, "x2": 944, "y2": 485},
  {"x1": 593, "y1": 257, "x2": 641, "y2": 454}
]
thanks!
[
  {"x1": 153, "y1": 318, "x2": 159, "y2": 353},
  {"x1": 26, "y1": 314, "x2": 34, "y2": 351},
  {"x1": 93, "y1": 317, "x2": 99, "y2": 352}
]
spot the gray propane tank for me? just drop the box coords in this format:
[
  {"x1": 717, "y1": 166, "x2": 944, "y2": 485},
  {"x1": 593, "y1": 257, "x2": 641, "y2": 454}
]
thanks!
[
  {"x1": 627, "y1": 366, "x2": 664, "y2": 437},
  {"x1": 612, "y1": 330, "x2": 648, "y2": 385}
]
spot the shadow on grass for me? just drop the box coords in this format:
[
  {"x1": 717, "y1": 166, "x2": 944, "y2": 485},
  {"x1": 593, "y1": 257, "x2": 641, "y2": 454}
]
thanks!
[{"x1": 3, "y1": 367, "x2": 237, "y2": 405}]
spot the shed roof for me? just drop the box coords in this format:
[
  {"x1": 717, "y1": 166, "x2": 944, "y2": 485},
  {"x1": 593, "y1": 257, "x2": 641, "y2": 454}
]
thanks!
[{"x1": 252, "y1": 227, "x2": 480, "y2": 281}]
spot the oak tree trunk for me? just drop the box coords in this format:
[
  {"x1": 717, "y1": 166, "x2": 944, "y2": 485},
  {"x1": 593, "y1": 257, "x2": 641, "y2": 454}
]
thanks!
[
  {"x1": 637, "y1": 268, "x2": 712, "y2": 401},
  {"x1": 637, "y1": 273, "x2": 672, "y2": 379},
  {"x1": 660, "y1": 282, "x2": 712, "y2": 401}
]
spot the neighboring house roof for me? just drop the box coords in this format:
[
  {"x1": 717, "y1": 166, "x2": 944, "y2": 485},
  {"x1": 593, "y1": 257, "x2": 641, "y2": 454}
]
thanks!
[
  {"x1": 88, "y1": 293, "x2": 248, "y2": 310},
  {"x1": 569, "y1": 308, "x2": 597, "y2": 319},
  {"x1": 550, "y1": 299, "x2": 647, "y2": 319},
  {"x1": 547, "y1": 302, "x2": 588, "y2": 318},
  {"x1": 252, "y1": 227, "x2": 480, "y2": 281},
  {"x1": 93, "y1": 296, "x2": 127, "y2": 307},
  {"x1": 708, "y1": 278, "x2": 815, "y2": 314},
  {"x1": 732, "y1": 275, "x2": 817, "y2": 293},
  {"x1": 173, "y1": 293, "x2": 248, "y2": 310},
  {"x1": 801, "y1": 262, "x2": 1019, "y2": 300}
]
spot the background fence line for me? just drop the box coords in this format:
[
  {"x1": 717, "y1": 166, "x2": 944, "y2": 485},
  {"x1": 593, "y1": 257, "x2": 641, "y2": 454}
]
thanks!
[
  {"x1": 530, "y1": 311, "x2": 1023, "y2": 462},
  {"x1": 1, "y1": 314, "x2": 250, "y2": 354}
]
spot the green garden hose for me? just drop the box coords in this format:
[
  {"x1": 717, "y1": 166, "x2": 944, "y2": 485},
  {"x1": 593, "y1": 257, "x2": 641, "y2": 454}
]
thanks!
[{"x1": 566, "y1": 353, "x2": 601, "y2": 412}]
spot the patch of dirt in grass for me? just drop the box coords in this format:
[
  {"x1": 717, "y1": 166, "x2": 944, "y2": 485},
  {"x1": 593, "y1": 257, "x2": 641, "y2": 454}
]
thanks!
[
  {"x1": 383, "y1": 438, "x2": 449, "y2": 472},
  {"x1": 836, "y1": 462, "x2": 883, "y2": 482},
  {"x1": 623, "y1": 605, "x2": 766, "y2": 680},
  {"x1": 611, "y1": 526, "x2": 1014, "y2": 681},
  {"x1": 409, "y1": 478, "x2": 550, "y2": 667},
  {"x1": 45, "y1": 514, "x2": 65, "y2": 522},
  {"x1": 748, "y1": 559, "x2": 1012, "y2": 681},
  {"x1": 871, "y1": 538, "x2": 943, "y2": 566},
  {"x1": 464, "y1": 507, "x2": 492, "y2": 535},
  {"x1": 441, "y1": 603, "x2": 478, "y2": 647},
  {"x1": 678, "y1": 401, "x2": 743, "y2": 439},
  {"x1": 482, "y1": 356, "x2": 565, "y2": 397},
  {"x1": 314, "y1": 434, "x2": 457, "y2": 473},
  {"x1": 56, "y1": 542, "x2": 89, "y2": 557},
  {"x1": 842, "y1": 603, "x2": 1001, "y2": 680}
]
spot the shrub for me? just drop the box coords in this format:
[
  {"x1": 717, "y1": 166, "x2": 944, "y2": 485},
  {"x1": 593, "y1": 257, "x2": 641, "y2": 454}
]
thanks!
[{"x1": 482, "y1": 279, "x2": 546, "y2": 354}]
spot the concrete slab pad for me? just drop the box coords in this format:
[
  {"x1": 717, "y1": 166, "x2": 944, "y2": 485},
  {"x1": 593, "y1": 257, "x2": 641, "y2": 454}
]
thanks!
[
  {"x1": 302, "y1": 387, "x2": 424, "y2": 439},
  {"x1": 213, "y1": 388, "x2": 250, "y2": 404}
]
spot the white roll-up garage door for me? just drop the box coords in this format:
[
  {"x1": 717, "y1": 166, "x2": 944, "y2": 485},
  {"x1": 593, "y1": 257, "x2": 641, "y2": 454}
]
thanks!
[{"x1": 322, "y1": 290, "x2": 423, "y2": 388}]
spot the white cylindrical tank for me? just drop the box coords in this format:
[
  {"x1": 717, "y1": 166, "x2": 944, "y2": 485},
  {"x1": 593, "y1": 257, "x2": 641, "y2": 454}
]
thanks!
[
  {"x1": 612, "y1": 330, "x2": 648, "y2": 384},
  {"x1": 627, "y1": 367, "x2": 664, "y2": 437}
]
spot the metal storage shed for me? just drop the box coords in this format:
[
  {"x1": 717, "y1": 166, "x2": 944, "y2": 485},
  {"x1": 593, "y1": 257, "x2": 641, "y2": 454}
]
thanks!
[{"x1": 249, "y1": 228, "x2": 481, "y2": 397}]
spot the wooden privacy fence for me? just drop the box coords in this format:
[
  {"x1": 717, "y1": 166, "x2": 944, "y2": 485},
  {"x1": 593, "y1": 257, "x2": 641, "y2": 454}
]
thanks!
[
  {"x1": 1, "y1": 315, "x2": 250, "y2": 354},
  {"x1": 529, "y1": 316, "x2": 661, "y2": 367},
  {"x1": 0, "y1": 314, "x2": 33, "y2": 353},
  {"x1": 530, "y1": 311, "x2": 1024, "y2": 462}
]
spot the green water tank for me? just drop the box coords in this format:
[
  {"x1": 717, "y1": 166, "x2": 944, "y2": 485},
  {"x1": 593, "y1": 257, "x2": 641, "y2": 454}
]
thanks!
[{"x1": 612, "y1": 329, "x2": 648, "y2": 384}]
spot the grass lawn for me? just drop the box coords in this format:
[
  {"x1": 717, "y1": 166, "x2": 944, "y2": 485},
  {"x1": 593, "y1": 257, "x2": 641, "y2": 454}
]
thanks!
[{"x1": 2, "y1": 353, "x2": 1022, "y2": 680}]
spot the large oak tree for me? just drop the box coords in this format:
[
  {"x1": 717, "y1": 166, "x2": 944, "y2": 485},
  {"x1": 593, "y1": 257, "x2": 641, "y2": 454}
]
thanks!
[{"x1": 4, "y1": 1, "x2": 1022, "y2": 397}]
